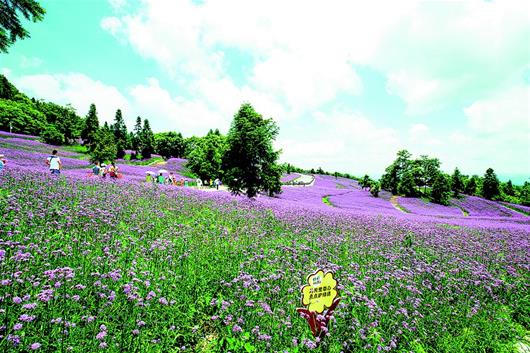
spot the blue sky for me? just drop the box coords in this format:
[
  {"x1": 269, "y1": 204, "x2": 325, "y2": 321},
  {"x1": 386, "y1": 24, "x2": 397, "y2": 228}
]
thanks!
[{"x1": 1, "y1": 0, "x2": 529, "y2": 182}]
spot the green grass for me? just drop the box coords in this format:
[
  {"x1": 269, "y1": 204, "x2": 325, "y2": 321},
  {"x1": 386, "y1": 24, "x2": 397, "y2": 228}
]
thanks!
[
  {"x1": 322, "y1": 196, "x2": 333, "y2": 206},
  {"x1": 61, "y1": 144, "x2": 89, "y2": 154},
  {"x1": 0, "y1": 171, "x2": 528, "y2": 352},
  {"x1": 501, "y1": 203, "x2": 530, "y2": 216}
]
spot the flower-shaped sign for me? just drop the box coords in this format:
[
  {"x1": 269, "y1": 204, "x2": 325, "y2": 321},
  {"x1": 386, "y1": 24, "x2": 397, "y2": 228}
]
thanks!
[{"x1": 301, "y1": 270, "x2": 338, "y2": 314}]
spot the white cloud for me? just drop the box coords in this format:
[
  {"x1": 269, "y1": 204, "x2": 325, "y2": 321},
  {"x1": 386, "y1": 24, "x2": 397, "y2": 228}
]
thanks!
[
  {"x1": 374, "y1": 0, "x2": 530, "y2": 114},
  {"x1": 129, "y1": 78, "x2": 229, "y2": 136},
  {"x1": 7, "y1": 0, "x2": 523, "y2": 179},
  {"x1": 14, "y1": 73, "x2": 131, "y2": 125},
  {"x1": 465, "y1": 85, "x2": 530, "y2": 135},
  {"x1": 100, "y1": 17, "x2": 122, "y2": 37}
]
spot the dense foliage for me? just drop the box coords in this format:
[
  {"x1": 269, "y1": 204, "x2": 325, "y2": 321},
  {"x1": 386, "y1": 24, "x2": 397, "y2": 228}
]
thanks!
[
  {"x1": 186, "y1": 129, "x2": 226, "y2": 182},
  {"x1": 222, "y1": 103, "x2": 282, "y2": 197},
  {"x1": 0, "y1": 0, "x2": 45, "y2": 53}
]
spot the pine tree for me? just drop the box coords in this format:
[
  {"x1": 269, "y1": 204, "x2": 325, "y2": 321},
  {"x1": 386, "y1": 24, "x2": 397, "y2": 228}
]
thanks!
[
  {"x1": 132, "y1": 116, "x2": 143, "y2": 155},
  {"x1": 90, "y1": 128, "x2": 117, "y2": 164},
  {"x1": 451, "y1": 167, "x2": 464, "y2": 197},
  {"x1": 81, "y1": 104, "x2": 100, "y2": 151},
  {"x1": 141, "y1": 119, "x2": 155, "y2": 159},
  {"x1": 482, "y1": 168, "x2": 500, "y2": 200},
  {"x1": 503, "y1": 180, "x2": 515, "y2": 197},
  {"x1": 465, "y1": 175, "x2": 478, "y2": 195},
  {"x1": 113, "y1": 109, "x2": 128, "y2": 159}
]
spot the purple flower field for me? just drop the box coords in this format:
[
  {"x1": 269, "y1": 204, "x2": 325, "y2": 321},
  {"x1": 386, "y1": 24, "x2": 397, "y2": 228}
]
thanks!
[{"x1": 0, "y1": 133, "x2": 529, "y2": 352}]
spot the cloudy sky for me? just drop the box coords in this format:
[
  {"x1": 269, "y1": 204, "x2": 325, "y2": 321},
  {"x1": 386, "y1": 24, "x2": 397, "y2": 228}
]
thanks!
[{"x1": 2, "y1": 0, "x2": 529, "y2": 182}]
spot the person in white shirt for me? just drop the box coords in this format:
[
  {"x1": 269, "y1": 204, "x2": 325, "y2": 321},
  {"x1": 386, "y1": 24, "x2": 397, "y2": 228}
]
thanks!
[{"x1": 46, "y1": 150, "x2": 62, "y2": 175}]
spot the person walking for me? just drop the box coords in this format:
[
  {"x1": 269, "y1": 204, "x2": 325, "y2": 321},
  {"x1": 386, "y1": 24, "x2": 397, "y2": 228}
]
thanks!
[
  {"x1": 46, "y1": 150, "x2": 62, "y2": 175},
  {"x1": 214, "y1": 178, "x2": 220, "y2": 190}
]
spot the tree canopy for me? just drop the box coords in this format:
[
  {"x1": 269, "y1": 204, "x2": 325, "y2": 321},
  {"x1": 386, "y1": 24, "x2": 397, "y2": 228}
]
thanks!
[
  {"x1": 222, "y1": 103, "x2": 282, "y2": 198},
  {"x1": 0, "y1": 0, "x2": 45, "y2": 53}
]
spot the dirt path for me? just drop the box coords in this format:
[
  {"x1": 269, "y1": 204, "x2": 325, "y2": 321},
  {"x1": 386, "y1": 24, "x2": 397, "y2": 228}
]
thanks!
[{"x1": 390, "y1": 196, "x2": 409, "y2": 213}]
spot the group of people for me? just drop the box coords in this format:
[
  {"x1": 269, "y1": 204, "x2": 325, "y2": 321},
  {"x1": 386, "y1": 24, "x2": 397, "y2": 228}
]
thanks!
[
  {"x1": 3, "y1": 148, "x2": 224, "y2": 192},
  {"x1": 145, "y1": 172, "x2": 222, "y2": 190},
  {"x1": 146, "y1": 172, "x2": 179, "y2": 185},
  {"x1": 92, "y1": 161, "x2": 121, "y2": 179}
]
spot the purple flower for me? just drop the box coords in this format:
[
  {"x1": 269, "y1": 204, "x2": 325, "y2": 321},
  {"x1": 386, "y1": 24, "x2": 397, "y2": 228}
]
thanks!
[
  {"x1": 232, "y1": 324, "x2": 242, "y2": 333},
  {"x1": 13, "y1": 323, "x2": 23, "y2": 330},
  {"x1": 30, "y1": 343, "x2": 41, "y2": 350},
  {"x1": 96, "y1": 331, "x2": 107, "y2": 340},
  {"x1": 13, "y1": 296, "x2": 22, "y2": 304},
  {"x1": 19, "y1": 314, "x2": 35, "y2": 322}
]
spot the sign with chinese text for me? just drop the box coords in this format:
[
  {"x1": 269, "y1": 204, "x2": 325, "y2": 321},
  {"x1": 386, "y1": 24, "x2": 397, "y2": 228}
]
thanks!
[{"x1": 297, "y1": 269, "x2": 340, "y2": 338}]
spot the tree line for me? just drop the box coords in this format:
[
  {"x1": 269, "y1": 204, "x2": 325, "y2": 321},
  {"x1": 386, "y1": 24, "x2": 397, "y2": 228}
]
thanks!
[
  {"x1": 0, "y1": 76, "x2": 281, "y2": 197},
  {"x1": 361, "y1": 150, "x2": 530, "y2": 206}
]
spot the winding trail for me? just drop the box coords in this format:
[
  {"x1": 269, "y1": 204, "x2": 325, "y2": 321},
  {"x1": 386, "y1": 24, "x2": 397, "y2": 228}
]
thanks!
[{"x1": 390, "y1": 196, "x2": 409, "y2": 213}]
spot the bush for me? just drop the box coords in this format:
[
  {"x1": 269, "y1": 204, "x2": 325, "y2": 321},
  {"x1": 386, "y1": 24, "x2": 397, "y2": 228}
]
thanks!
[
  {"x1": 40, "y1": 125, "x2": 65, "y2": 145},
  {"x1": 370, "y1": 181, "x2": 381, "y2": 197}
]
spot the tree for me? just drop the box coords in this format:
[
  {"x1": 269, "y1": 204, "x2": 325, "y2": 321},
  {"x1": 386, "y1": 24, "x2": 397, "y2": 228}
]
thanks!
[
  {"x1": 90, "y1": 128, "x2": 117, "y2": 164},
  {"x1": 186, "y1": 132, "x2": 226, "y2": 181},
  {"x1": 132, "y1": 116, "x2": 143, "y2": 156},
  {"x1": 482, "y1": 168, "x2": 500, "y2": 200},
  {"x1": 361, "y1": 174, "x2": 371, "y2": 190},
  {"x1": 520, "y1": 182, "x2": 530, "y2": 206},
  {"x1": 113, "y1": 109, "x2": 128, "y2": 159},
  {"x1": 370, "y1": 181, "x2": 380, "y2": 197},
  {"x1": 503, "y1": 180, "x2": 515, "y2": 197},
  {"x1": 0, "y1": 99, "x2": 47, "y2": 135},
  {"x1": 431, "y1": 173, "x2": 452, "y2": 205},
  {"x1": 380, "y1": 150, "x2": 412, "y2": 194},
  {"x1": 398, "y1": 169, "x2": 417, "y2": 197},
  {"x1": 416, "y1": 155, "x2": 441, "y2": 193},
  {"x1": 40, "y1": 125, "x2": 64, "y2": 145},
  {"x1": 222, "y1": 103, "x2": 282, "y2": 198},
  {"x1": 465, "y1": 175, "x2": 479, "y2": 195},
  {"x1": 0, "y1": 0, "x2": 45, "y2": 53},
  {"x1": 35, "y1": 102, "x2": 82, "y2": 143},
  {"x1": 81, "y1": 104, "x2": 99, "y2": 151},
  {"x1": 154, "y1": 132, "x2": 185, "y2": 159},
  {"x1": 140, "y1": 119, "x2": 155, "y2": 159},
  {"x1": 0, "y1": 74, "x2": 19, "y2": 99},
  {"x1": 451, "y1": 167, "x2": 464, "y2": 197}
]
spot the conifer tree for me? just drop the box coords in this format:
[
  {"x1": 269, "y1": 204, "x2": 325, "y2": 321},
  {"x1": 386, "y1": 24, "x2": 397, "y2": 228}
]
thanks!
[
  {"x1": 132, "y1": 116, "x2": 143, "y2": 156},
  {"x1": 113, "y1": 109, "x2": 128, "y2": 159},
  {"x1": 81, "y1": 104, "x2": 99, "y2": 151},
  {"x1": 482, "y1": 168, "x2": 500, "y2": 200},
  {"x1": 451, "y1": 167, "x2": 464, "y2": 197},
  {"x1": 141, "y1": 119, "x2": 155, "y2": 159}
]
